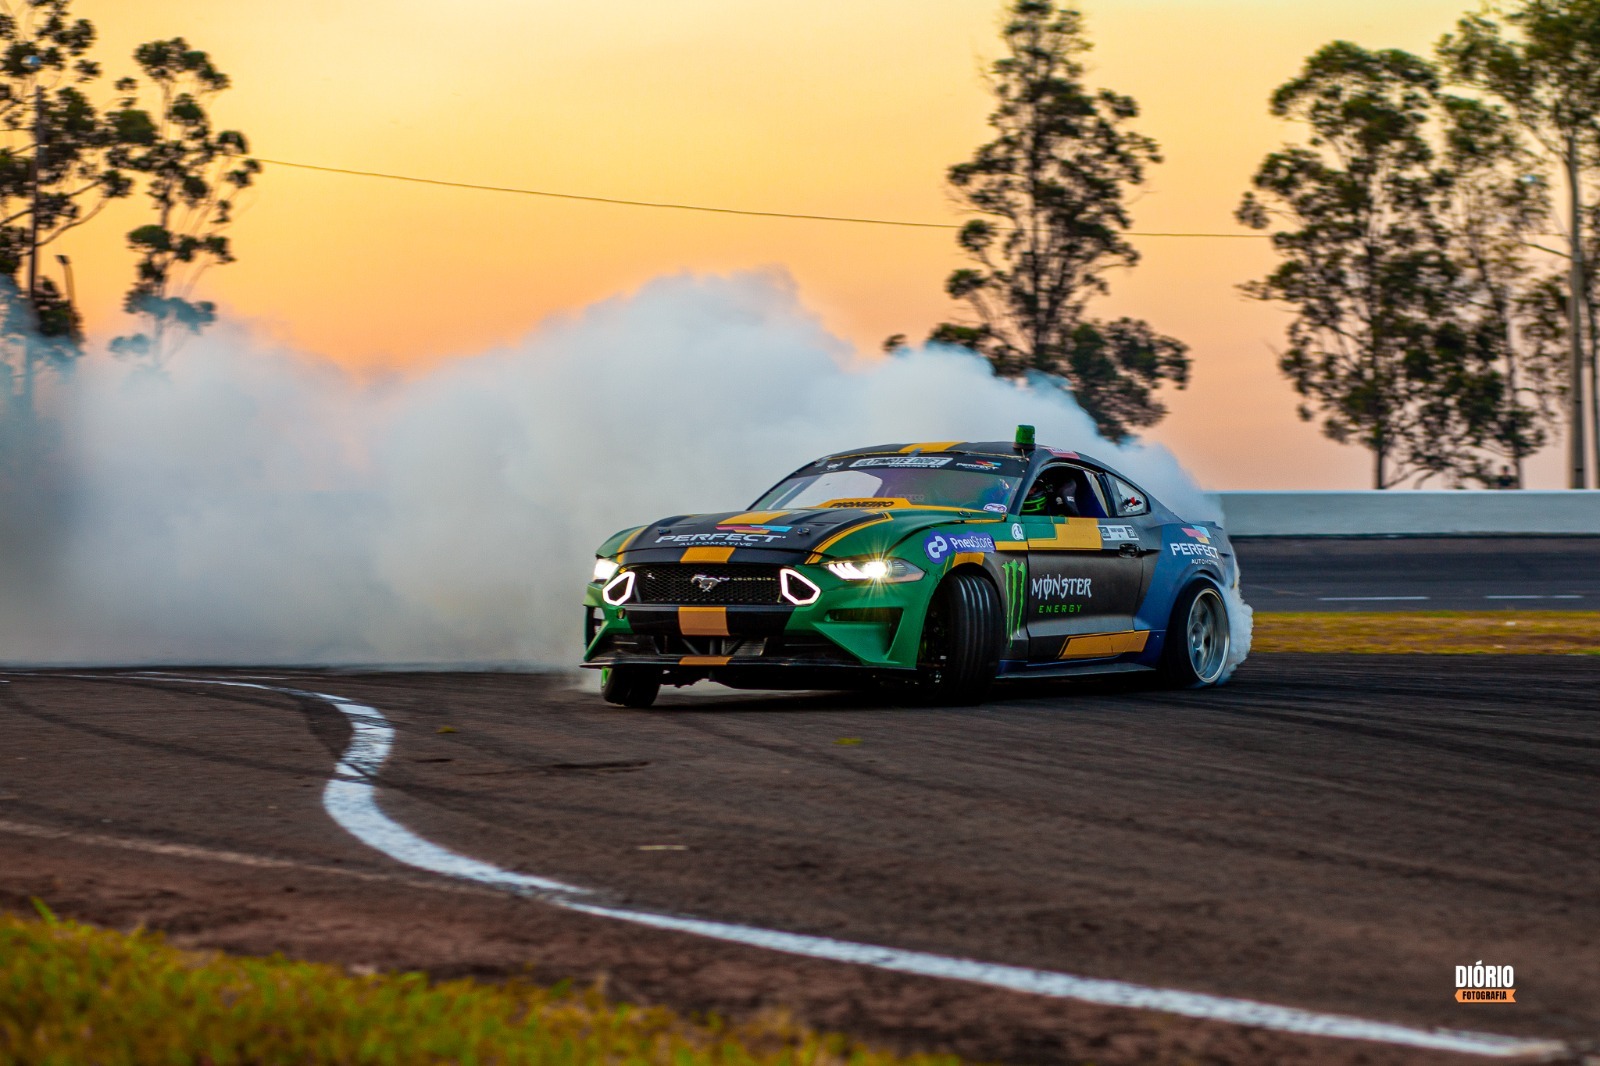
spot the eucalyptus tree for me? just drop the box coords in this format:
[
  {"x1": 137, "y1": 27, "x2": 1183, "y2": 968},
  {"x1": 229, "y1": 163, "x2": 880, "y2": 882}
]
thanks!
[
  {"x1": 0, "y1": 0, "x2": 134, "y2": 409},
  {"x1": 924, "y1": 0, "x2": 1188, "y2": 443},
  {"x1": 109, "y1": 38, "x2": 257, "y2": 370},
  {"x1": 1238, "y1": 43, "x2": 1512, "y2": 488},
  {"x1": 1437, "y1": 94, "x2": 1564, "y2": 485},
  {"x1": 1439, "y1": 0, "x2": 1600, "y2": 486}
]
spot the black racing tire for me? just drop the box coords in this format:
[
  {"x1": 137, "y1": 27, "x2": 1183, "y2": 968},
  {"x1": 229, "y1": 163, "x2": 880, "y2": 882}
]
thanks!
[
  {"x1": 1158, "y1": 581, "x2": 1232, "y2": 688},
  {"x1": 918, "y1": 571, "x2": 1004, "y2": 705},
  {"x1": 601, "y1": 667, "x2": 661, "y2": 708}
]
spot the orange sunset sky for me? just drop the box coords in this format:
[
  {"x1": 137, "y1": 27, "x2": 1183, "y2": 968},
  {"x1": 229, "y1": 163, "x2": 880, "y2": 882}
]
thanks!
[{"x1": 50, "y1": 0, "x2": 1569, "y2": 489}]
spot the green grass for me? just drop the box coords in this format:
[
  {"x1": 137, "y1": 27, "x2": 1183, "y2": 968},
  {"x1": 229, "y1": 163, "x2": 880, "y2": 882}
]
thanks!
[
  {"x1": 0, "y1": 903, "x2": 964, "y2": 1066},
  {"x1": 1253, "y1": 611, "x2": 1600, "y2": 655}
]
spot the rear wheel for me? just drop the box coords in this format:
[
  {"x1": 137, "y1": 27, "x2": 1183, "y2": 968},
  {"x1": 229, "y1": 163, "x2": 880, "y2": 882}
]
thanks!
[
  {"x1": 1159, "y1": 582, "x2": 1231, "y2": 688},
  {"x1": 601, "y1": 666, "x2": 661, "y2": 708},
  {"x1": 918, "y1": 571, "x2": 1003, "y2": 705}
]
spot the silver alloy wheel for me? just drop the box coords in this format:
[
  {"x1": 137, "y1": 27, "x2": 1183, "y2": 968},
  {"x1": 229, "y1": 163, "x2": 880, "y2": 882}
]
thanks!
[{"x1": 1186, "y1": 586, "x2": 1230, "y2": 684}]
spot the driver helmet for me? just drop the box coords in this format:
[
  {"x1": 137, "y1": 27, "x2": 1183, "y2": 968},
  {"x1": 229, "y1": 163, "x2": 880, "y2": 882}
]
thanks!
[{"x1": 1021, "y1": 483, "x2": 1050, "y2": 514}]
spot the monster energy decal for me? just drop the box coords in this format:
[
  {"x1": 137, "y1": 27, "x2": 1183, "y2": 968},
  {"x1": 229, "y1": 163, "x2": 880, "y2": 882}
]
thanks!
[{"x1": 1001, "y1": 559, "x2": 1026, "y2": 639}]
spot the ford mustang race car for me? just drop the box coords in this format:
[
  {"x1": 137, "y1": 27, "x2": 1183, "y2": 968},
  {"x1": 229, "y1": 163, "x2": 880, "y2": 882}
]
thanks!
[{"x1": 583, "y1": 426, "x2": 1238, "y2": 707}]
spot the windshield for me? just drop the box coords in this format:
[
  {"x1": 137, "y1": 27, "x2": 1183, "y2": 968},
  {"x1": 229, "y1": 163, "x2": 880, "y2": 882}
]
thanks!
[{"x1": 753, "y1": 454, "x2": 1024, "y2": 513}]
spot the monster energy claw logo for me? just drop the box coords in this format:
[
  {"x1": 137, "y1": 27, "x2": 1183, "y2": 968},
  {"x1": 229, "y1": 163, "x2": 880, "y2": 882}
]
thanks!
[{"x1": 1001, "y1": 560, "x2": 1026, "y2": 638}]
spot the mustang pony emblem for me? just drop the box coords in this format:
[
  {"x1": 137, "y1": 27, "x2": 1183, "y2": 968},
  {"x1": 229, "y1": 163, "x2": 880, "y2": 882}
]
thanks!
[{"x1": 691, "y1": 573, "x2": 731, "y2": 592}]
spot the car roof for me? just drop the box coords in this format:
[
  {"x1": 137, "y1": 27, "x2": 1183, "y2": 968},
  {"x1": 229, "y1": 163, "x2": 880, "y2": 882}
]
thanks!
[{"x1": 820, "y1": 440, "x2": 1111, "y2": 471}]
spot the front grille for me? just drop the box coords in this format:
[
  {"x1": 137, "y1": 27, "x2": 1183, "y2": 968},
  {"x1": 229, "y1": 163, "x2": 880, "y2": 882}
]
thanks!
[{"x1": 634, "y1": 564, "x2": 782, "y2": 605}]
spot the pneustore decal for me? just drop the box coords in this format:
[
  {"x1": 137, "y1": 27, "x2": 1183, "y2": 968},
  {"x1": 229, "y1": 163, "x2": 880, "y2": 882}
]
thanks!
[
  {"x1": 851, "y1": 456, "x2": 952, "y2": 469},
  {"x1": 1455, "y1": 962, "x2": 1516, "y2": 1003},
  {"x1": 924, "y1": 531, "x2": 996, "y2": 563}
]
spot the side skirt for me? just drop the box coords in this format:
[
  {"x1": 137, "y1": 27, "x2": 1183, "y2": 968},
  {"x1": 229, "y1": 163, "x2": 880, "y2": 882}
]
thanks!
[{"x1": 995, "y1": 659, "x2": 1151, "y2": 680}]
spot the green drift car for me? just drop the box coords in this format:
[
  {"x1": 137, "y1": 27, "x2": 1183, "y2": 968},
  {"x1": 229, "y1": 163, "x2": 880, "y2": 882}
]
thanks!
[{"x1": 583, "y1": 426, "x2": 1239, "y2": 707}]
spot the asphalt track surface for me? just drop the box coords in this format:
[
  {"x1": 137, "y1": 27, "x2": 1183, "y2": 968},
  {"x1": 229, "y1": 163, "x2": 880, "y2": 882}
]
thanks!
[
  {"x1": 1235, "y1": 537, "x2": 1600, "y2": 612},
  {"x1": 2, "y1": 657, "x2": 1596, "y2": 1065}
]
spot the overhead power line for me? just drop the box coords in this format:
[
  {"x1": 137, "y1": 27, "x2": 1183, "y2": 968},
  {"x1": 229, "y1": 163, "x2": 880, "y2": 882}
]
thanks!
[{"x1": 251, "y1": 157, "x2": 1269, "y2": 238}]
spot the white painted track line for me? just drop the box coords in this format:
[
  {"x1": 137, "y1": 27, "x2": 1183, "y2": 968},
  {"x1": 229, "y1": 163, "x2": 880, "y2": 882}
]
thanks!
[
  {"x1": 63, "y1": 674, "x2": 1573, "y2": 1059},
  {"x1": 1317, "y1": 596, "x2": 1431, "y2": 602}
]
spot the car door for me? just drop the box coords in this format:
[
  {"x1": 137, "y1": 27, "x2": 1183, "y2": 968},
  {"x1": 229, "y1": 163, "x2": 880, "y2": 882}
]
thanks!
[{"x1": 1019, "y1": 463, "x2": 1145, "y2": 661}]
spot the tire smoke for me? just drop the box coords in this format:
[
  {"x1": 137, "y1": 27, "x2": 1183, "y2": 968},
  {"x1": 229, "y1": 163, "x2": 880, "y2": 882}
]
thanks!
[{"x1": 0, "y1": 269, "x2": 1252, "y2": 670}]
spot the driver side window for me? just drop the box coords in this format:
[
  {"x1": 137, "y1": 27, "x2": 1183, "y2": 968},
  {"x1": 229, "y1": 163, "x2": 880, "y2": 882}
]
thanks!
[{"x1": 1024, "y1": 465, "x2": 1110, "y2": 519}]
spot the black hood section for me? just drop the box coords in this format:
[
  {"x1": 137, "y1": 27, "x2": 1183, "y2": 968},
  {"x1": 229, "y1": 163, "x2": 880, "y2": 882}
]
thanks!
[{"x1": 618, "y1": 506, "x2": 961, "y2": 564}]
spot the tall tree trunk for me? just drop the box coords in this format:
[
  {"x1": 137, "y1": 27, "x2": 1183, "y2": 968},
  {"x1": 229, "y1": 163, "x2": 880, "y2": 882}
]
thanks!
[
  {"x1": 1566, "y1": 135, "x2": 1588, "y2": 489},
  {"x1": 1589, "y1": 289, "x2": 1600, "y2": 488},
  {"x1": 1505, "y1": 311, "x2": 1524, "y2": 489}
]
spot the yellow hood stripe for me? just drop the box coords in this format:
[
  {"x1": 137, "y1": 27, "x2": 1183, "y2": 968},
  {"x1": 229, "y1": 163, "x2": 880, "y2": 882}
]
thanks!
[
  {"x1": 804, "y1": 513, "x2": 892, "y2": 563},
  {"x1": 719, "y1": 510, "x2": 788, "y2": 526}
]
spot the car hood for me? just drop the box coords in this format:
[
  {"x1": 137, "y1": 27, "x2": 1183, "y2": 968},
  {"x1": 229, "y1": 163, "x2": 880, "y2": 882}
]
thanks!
[{"x1": 609, "y1": 506, "x2": 1005, "y2": 564}]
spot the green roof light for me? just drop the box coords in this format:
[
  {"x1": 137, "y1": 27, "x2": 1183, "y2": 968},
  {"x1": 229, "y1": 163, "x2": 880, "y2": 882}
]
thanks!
[{"x1": 1014, "y1": 424, "x2": 1036, "y2": 451}]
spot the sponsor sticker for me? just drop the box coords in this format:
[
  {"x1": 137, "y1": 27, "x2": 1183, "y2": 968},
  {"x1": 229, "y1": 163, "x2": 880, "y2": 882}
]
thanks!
[
  {"x1": 1031, "y1": 574, "x2": 1091, "y2": 614},
  {"x1": 924, "y1": 531, "x2": 992, "y2": 562},
  {"x1": 1182, "y1": 525, "x2": 1211, "y2": 544},
  {"x1": 1011, "y1": 522, "x2": 1025, "y2": 541},
  {"x1": 851, "y1": 456, "x2": 952, "y2": 469},
  {"x1": 823, "y1": 499, "x2": 898, "y2": 509},
  {"x1": 1031, "y1": 575, "x2": 1092, "y2": 600},
  {"x1": 1169, "y1": 541, "x2": 1220, "y2": 560},
  {"x1": 983, "y1": 502, "x2": 1007, "y2": 513},
  {"x1": 657, "y1": 532, "x2": 787, "y2": 545},
  {"x1": 955, "y1": 459, "x2": 1003, "y2": 471},
  {"x1": 1099, "y1": 524, "x2": 1138, "y2": 542},
  {"x1": 717, "y1": 524, "x2": 791, "y2": 535},
  {"x1": 1455, "y1": 962, "x2": 1516, "y2": 1003},
  {"x1": 1000, "y1": 559, "x2": 1026, "y2": 636},
  {"x1": 948, "y1": 532, "x2": 995, "y2": 553}
]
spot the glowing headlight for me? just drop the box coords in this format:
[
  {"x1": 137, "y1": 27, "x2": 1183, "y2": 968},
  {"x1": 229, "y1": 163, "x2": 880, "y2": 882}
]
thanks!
[
  {"x1": 824, "y1": 558, "x2": 925, "y2": 583},
  {"x1": 778, "y1": 567, "x2": 821, "y2": 606},
  {"x1": 592, "y1": 557, "x2": 621, "y2": 583},
  {"x1": 601, "y1": 570, "x2": 635, "y2": 606}
]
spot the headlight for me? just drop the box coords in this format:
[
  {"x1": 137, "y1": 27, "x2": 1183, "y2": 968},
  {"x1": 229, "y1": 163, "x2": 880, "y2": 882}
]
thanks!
[
  {"x1": 824, "y1": 558, "x2": 925, "y2": 583},
  {"x1": 592, "y1": 558, "x2": 621, "y2": 582},
  {"x1": 601, "y1": 570, "x2": 635, "y2": 606},
  {"x1": 779, "y1": 568, "x2": 821, "y2": 606}
]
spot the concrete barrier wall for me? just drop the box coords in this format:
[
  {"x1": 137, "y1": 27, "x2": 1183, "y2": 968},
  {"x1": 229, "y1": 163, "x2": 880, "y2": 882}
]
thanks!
[{"x1": 1210, "y1": 491, "x2": 1600, "y2": 537}]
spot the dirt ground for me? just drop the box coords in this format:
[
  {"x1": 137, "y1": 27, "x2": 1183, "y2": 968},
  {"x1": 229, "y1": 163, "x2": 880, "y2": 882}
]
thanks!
[{"x1": 1, "y1": 656, "x2": 1594, "y2": 1065}]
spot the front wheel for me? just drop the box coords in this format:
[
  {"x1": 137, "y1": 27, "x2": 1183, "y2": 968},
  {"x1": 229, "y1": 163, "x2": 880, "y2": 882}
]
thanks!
[
  {"x1": 601, "y1": 667, "x2": 661, "y2": 708},
  {"x1": 1159, "y1": 582, "x2": 1231, "y2": 688},
  {"x1": 918, "y1": 571, "x2": 1003, "y2": 705}
]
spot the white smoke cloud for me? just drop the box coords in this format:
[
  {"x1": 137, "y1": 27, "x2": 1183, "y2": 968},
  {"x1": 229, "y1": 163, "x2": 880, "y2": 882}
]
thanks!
[{"x1": 0, "y1": 268, "x2": 1250, "y2": 671}]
